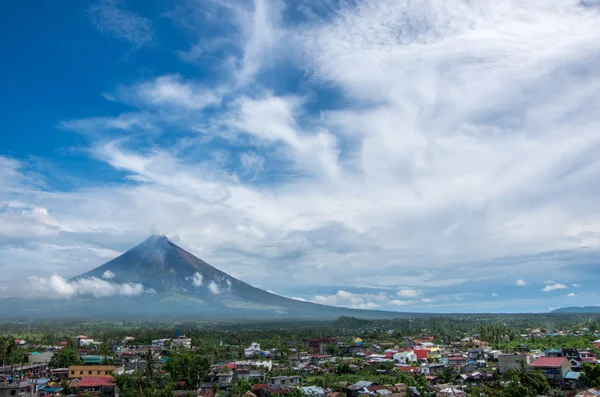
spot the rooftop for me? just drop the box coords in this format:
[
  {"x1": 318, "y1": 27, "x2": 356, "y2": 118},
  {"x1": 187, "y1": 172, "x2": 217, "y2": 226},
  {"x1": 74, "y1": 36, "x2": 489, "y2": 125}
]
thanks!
[{"x1": 530, "y1": 357, "x2": 568, "y2": 368}]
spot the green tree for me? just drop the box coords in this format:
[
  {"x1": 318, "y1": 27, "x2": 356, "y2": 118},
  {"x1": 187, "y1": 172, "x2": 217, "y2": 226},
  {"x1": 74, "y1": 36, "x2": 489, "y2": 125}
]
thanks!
[
  {"x1": 503, "y1": 376, "x2": 530, "y2": 397},
  {"x1": 231, "y1": 378, "x2": 251, "y2": 397},
  {"x1": 49, "y1": 349, "x2": 80, "y2": 368},
  {"x1": 580, "y1": 362, "x2": 600, "y2": 388}
]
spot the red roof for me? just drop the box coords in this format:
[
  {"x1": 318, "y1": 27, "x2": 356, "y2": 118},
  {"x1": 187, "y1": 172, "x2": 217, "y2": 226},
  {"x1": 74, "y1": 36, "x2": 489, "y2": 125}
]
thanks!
[
  {"x1": 396, "y1": 365, "x2": 420, "y2": 373},
  {"x1": 252, "y1": 384, "x2": 269, "y2": 390},
  {"x1": 77, "y1": 376, "x2": 114, "y2": 388},
  {"x1": 414, "y1": 349, "x2": 429, "y2": 360},
  {"x1": 530, "y1": 357, "x2": 568, "y2": 368}
]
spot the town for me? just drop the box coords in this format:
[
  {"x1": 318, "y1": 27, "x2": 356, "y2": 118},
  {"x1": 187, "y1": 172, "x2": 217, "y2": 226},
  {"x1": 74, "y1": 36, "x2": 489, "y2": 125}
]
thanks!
[{"x1": 2, "y1": 318, "x2": 600, "y2": 397}]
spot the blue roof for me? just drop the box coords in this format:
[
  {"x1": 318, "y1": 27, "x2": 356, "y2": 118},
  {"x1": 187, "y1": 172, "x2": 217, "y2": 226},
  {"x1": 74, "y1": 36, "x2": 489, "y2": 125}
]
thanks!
[
  {"x1": 41, "y1": 387, "x2": 63, "y2": 392},
  {"x1": 565, "y1": 371, "x2": 581, "y2": 380}
]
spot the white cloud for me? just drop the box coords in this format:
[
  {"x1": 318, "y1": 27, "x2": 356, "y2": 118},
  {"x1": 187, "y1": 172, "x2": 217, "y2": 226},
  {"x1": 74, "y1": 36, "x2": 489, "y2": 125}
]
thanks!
[
  {"x1": 567, "y1": 292, "x2": 576, "y2": 297},
  {"x1": 420, "y1": 298, "x2": 434, "y2": 303},
  {"x1": 186, "y1": 272, "x2": 203, "y2": 287},
  {"x1": 102, "y1": 270, "x2": 115, "y2": 279},
  {"x1": 313, "y1": 290, "x2": 388, "y2": 309},
  {"x1": 572, "y1": 284, "x2": 581, "y2": 288},
  {"x1": 492, "y1": 292, "x2": 499, "y2": 297},
  {"x1": 89, "y1": 0, "x2": 153, "y2": 47},
  {"x1": 24, "y1": 274, "x2": 147, "y2": 299},
  {"x1": 389, "y1": 299, "x2": 415, "y2": 306},
  {"x1": 542, "y1": 283, "x2": 568, "y2": 292},
  {"x1": 516, "y1": 279, "x2": 527, "y2": 286},
  {"x1": 396, "y1": 289, "x2": 422, "y2": 298},
  {"x1": 208, "y1": 281, "x2": 221, "y2": 295},
  {"x1": 133, "y1": 75, "x2": 221, "y2": 110}
]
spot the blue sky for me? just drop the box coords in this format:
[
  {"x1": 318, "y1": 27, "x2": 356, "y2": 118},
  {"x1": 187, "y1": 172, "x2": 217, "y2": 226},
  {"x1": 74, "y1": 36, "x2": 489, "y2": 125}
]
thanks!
[{"x1": 2, "y1": 0, "x2": 600, "y2": 312}]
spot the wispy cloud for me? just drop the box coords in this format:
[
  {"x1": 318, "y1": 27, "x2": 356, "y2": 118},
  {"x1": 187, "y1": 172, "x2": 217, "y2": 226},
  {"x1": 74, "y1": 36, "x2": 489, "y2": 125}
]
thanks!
[
  {"x1": 542, "y1": 283, "x2": 568, "y2": 292},
  {"x1": 89, "y1": 0, "x2": 154, "y2": 47},
  {"x1": 516, "y1": 279, "x2": 527, "y2": 286}
]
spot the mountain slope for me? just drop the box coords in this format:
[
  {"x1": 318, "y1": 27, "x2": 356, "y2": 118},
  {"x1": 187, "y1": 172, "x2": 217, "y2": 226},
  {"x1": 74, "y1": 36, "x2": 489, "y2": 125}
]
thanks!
[
  {"x1": 3, "y1": 235, "x2": 406, "y2": 320},
  {"x1": 550, "y1": 306, "x2": 600, "y2": 314}
]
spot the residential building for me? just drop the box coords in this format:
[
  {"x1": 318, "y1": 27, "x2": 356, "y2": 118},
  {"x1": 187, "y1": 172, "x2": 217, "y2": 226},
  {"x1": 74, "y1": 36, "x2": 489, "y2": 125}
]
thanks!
[
  {"x1": 562, "y1": 348, "x2": 582, "y2": 370},
  {"x1": 172, "y1": 336, "x2": 192, "y2": 349},
  {"x1": 300, "y1": 386, "x2": 326, "y2": 397},
  {"x1": 0, "y1": 380, "x2": 36, "y2": 397},
  {"x1": 592, "y1": 340, "x2": 600, "y2": 349},
  {"x1": 245, "y1": 343, "x2": 261, "y2": 358},
  {"x1": 268, "y1": 376, "x2": 299, "y2": 388},
  {"x1": 302, "y1": 338, "x2": 338, "y2": 354},
  {"x1": 577, "y1": 388, "x2": 600, "y2": 397},
  {"x1": 68, "y1": 365, "x2": 115, "y2": 378},
  {"x1": 393, "y1": 351, "x2": 417, "y2": 365},
  {"x1": 498, "y1": 354, "x2": 532, "y2": 374},
  {"x1": 529, "y1": 357, "x2": 571, "y2": 382},
  {"x1": 152, "y1": 339, "x2": 170, "y2": 349},
  {"x1": 29, "y1": 352, "x2": 54, "y2": 364},
  {"x1": 74, "y1": 376, "x2": 116, "y2": 397}
]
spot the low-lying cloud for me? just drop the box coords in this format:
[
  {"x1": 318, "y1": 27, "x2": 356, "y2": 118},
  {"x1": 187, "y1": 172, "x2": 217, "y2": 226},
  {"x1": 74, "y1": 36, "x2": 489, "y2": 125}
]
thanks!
[
  {"x1": 24, "y1": 274, "x2": 148, "y2": 299},
  {"x1": 186, "y1": 272, "x2": 204, "y2": 287},
  {"x1": 208, "y1": 281, "x2": 220, "y2": 294}
]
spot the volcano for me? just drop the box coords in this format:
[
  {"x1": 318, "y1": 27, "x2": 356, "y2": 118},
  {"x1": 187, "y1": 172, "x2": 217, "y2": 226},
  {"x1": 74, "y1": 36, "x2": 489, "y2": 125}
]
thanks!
[{"x1": 5, "y1": 235, "x2": 404, "y2": 320}]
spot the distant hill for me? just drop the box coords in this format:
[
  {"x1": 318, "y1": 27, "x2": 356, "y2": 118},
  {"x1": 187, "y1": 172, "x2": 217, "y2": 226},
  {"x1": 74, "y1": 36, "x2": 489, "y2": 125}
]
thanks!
[
  {"x1": 1, "y1": 234, "x2": 407, "y2": 320},
  {"x1": 550, "y1": 306, "x2": 600, "y2": 314}
]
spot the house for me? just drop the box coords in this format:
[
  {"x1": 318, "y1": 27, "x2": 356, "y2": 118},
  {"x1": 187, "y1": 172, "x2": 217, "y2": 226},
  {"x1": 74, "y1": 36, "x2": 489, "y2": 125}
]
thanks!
[
  {"x1": 419, "y1": 364, "x2": 446, "y2": 376},
  {"x1": 413, "y1": 350, "x2": 429, "y2": 361},
  {"x1": 393, "y1": 351, "x2": 417, "y2": 365},
  {"x1": 0, "y1": 379, "x2": 36, "y2": 397},
  {"x1": 245, "y1": 343, "x2": 261, "y2": 358},
  {"x1": 28, "y1": 351, "x2": 54, "y2": 364},
  {"x1": 529, "y1": 357, "x2": 571, "y2": 382},
  {"x1": 438, "y1": 386, "x2": 466, "y2": 396},
  {"x1": 301, "y1": 386, "x2": 326, "y2": 397},
  {"x1": 172, "y1": 336, "x2": 192, "y2": 349},
  {"x1": 396, "y1": 366, "x2": 420, "y2": 374},
  {"x1": 68, "y1": 365, "x2": 115, "y2": 378},
  {"x1": 581, "y1": 351, "x2": 597, "y2": 365},
  {"x1": 447, "y1": 355, "x2": 466, "y2": 367},
  {"x1": 563, "y1": 348, "x2": 582, "y2": 370},
  {"x1": 74, "y1": 376, "x2": 116, "y2": 397},
  {"x1": 577, "y1": 388, "x2": 600, "y2": 397},
  {"x1": 565, "y1": 371, "x2": 585, "y2": 389},
  {"x1": 152, "y1": 339, "x2": 170, "y2": 349},
  {"x1": 303, "y1": 338, "x2": 338, "y2": 354},
  {"x1": 592, "y1": 340, "x2": 600, "y2": 349},
  {"x1": 498, "y1": 354, "x2": 532, "y2": 374},
  {"x1": 268, "y1": 376, "x2": 299, "y2": 388},
  {"x1": 544, "y1": 348, "x2": 563, "y2": 357},
  {"x1": 347, "y1": 381, "x2": 373, "y2": 397},
  {"x1": 81, "y1": 355, "x2": 104, "y2": 365}
]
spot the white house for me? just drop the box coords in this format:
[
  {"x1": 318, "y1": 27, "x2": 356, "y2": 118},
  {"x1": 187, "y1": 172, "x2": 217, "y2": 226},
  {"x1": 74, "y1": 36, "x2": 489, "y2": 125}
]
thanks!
[
  {"x1": 244, "y1": 342, "x2": 261, "y2": 358},
  {"x1": 172, "y1": 336, "x2": 192, "y2": 349},
  {"x1": 152, "y1": 339, "x2": 170, "y2": 349},
  {"x1": 393, "y1": 351, "x2": 418, "y2": 365}
]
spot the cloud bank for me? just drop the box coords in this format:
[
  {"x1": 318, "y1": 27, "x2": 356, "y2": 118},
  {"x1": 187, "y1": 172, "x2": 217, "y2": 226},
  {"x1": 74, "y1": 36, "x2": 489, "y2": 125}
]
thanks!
[{"x1": 24, "y1": 274, "x2": 147, "y2": 299}]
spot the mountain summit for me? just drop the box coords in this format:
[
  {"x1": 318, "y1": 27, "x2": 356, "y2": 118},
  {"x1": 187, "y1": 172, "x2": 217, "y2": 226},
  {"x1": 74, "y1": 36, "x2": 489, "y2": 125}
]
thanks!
[{"x1": 5, "y1": 235, "x2": 403, "y2": 320}]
